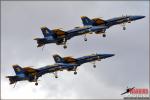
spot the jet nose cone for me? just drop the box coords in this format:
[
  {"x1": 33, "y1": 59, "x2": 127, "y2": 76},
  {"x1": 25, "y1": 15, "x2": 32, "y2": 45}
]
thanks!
[
  {"x1": 140, "y1": 16, "x2": 145, "y2": 18},
  {"x1": 130, "y1": 15, "x2": 145, "y2": 21},
  {"x1": 101, "y1": 54, "x2": 115, "y2": 59},
  {"x1": 106, "y1": 54, "x2": 115, "y2": 57},
  {"x1": 136, "y1": 16, "x2": 145, "y2": 19}
]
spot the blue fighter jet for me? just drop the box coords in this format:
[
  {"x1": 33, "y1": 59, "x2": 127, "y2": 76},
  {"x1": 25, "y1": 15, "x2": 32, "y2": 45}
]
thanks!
[
  {"x1": 52, "y1": 53, "x2": 114, "y2": 75},
  {"x1": 81, "y1": 15, "x2": 145, "y2": 37},
  {"x1": 6, "y1": 63, "x2": 78, "y2": 86},
  {"x1": 6, "y1": 53, "x2": 114, "y2": 86},
  {"x1": 34, "y1": 26, "x2": 107, "y2": 49}
]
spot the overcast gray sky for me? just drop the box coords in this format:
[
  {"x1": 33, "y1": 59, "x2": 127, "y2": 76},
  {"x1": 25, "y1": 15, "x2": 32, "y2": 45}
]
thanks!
[{"x1": 1, "y1": 1, "x2": 149, "y2": 99}]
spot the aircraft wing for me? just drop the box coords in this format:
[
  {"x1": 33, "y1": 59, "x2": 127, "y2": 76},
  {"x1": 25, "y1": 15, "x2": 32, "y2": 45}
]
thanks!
[
  {"x1": 92, "y1": 18, "x2": 106, "y2": 25},
  {"x1": 52, "y1": 29, "x2": 66, "y2": 38}
]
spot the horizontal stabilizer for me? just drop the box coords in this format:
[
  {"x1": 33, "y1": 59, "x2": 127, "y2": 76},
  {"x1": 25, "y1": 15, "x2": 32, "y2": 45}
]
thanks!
[
  {"x1": 6, "y1": 76, "x2": 18, "y2": 84},
  {"x1": 33, "y1": 38, "x2": 45, "y2": 47}
]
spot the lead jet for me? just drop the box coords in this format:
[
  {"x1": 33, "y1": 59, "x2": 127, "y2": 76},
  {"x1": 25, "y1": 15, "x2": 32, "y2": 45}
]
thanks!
[
  {"x1": 6, "y1": 53, "x2": 114, "y2": 86},
  {"x1": 81, "y1": 15, "x2": 145, "y2": 37},
  {"x1": 52, "y1": 53, "x2": 114, "y2": 75},
  {"x1": 34, "y1": 26, "x2": 107, "y2": 49}
]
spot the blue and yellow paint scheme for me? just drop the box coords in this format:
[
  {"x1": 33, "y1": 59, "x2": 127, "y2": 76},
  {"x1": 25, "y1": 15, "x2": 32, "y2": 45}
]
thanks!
[
  {"x1": 81, "y1": 15, "x2": 145, "y2": 37},
  {"x1": 6, "y1": 63, "x2": 78, "y2": 86},
  {"x1": 34, "y1": 25, "x2": 107, "y2": 49},
  {"x1": 6, "y1": 53, "x2": 114, "y2": 86},
  {"x1": 34, "y1": 15, "x2": 145, "y2": 49},
  {"x1": 53, "y1": 53, "x2": 114, "y2": 74}
]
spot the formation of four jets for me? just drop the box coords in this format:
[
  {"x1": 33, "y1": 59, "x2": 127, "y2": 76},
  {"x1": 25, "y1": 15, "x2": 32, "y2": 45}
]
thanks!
[{"x1": 6, "y1": 15, "x2": 145, "y2": 86}]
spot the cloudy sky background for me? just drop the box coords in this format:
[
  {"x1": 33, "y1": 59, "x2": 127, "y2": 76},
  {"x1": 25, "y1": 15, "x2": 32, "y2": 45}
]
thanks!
[{"x1": 1, "y1": 1, "x2": 149, "y2": 99}]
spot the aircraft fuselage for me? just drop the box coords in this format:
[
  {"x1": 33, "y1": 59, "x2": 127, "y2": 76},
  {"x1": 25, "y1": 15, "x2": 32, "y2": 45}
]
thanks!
[
  {"x1": 105, "y1": 15, "x2": 145, "y2": 28},
  {"x1": 37, "y1": 26, "x2": 106, "y2": 46}
]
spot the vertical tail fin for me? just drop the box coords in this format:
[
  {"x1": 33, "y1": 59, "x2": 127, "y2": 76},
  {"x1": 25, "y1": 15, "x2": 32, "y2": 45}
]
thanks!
[
  {"x1": 41, "y1": 26, "x2": 56, "y2": 37},
  {"x1": 81, "y1": 16, "x2": 93, "y2": 26},
  {"x1": 12, "y1": 65, "x2": 25, "y2": 76},
  {"x1": 53, "y1": 54, "x2": 64, "y2": 63}
]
